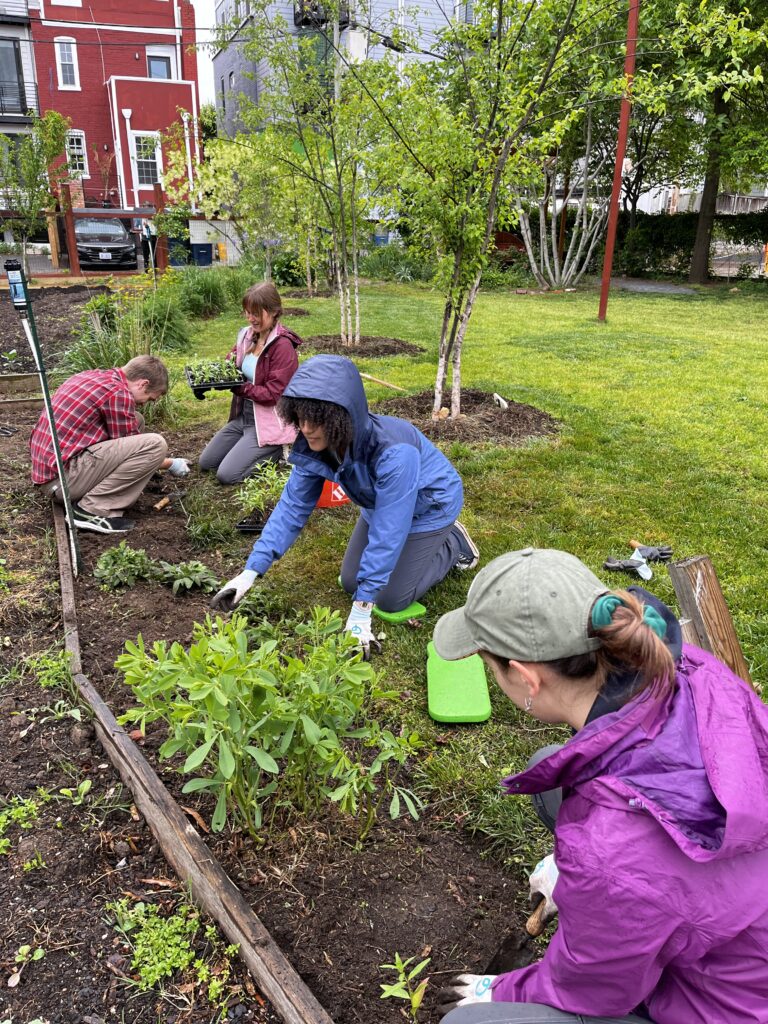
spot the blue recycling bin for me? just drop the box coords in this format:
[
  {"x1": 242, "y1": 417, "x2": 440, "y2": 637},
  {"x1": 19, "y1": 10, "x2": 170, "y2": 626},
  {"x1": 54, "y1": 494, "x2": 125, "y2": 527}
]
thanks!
[{"x1": 191, "y1": 243, "x2": 213, "y2": 267}]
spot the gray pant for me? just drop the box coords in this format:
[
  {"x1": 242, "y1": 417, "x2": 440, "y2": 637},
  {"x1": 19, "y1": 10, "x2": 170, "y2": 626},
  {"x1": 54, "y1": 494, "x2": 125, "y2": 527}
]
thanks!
[
  {"x1": 528, "y1": 744, "x2": 564, "y2": 833},
  {"x1": 340, "y1": 515, "x2": 466, "y2": 612},
  {"x1": 443, "y1": 1005, "x2": 651, "y2": 1023},
  {"x1": 199, "y1": 414, "x2": 281, "y2": 485}
]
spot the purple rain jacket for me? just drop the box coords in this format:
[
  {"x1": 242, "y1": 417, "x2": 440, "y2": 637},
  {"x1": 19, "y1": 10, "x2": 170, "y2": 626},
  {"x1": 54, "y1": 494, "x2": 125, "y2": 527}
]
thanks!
[{"x1": 494, "y1": 644, "x2": 768, "y2": 1023}]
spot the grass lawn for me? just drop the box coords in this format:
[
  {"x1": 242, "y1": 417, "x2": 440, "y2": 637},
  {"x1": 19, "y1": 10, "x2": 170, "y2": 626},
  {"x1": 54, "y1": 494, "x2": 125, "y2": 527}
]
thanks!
[{"x1": 168, "y1": 279, "x2": 768, "y2": 862}]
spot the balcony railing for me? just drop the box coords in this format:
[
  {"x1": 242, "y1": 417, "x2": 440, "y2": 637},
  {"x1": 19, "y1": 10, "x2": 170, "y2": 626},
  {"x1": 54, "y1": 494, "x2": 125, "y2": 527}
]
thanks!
[
  {"x1": 0, "y1": 78, "x2": 38, "y2": 116},
  {"x1": 294, "y1": 0, "x2": 349, "y2": 28},
  {"x1": 0, "y1": 1, "x2": 30, "y2": 20}
]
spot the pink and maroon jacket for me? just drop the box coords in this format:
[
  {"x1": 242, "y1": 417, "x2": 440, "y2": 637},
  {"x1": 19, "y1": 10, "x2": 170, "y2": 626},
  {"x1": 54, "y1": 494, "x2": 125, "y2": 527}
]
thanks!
[
  {"x1": 227, "y1": 323, "x2": 302, "y2": 447},
  {"x1": 494, "y1": 644, "x2": 768, "y2": 1023}
]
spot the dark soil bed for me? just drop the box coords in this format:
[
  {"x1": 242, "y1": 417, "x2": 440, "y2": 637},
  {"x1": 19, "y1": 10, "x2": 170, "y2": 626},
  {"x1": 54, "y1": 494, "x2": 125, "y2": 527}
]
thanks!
[
  {"x1": 1, "y1": 406, "x2": 538, "y2": 1024},
  {"x1": 376, "y1": 389, "x2": 559, "y2": 445},
  {"x1": 281, "y1": 288, "x2": 334, "y2": 300},
  {"x1": 282, "y1": 306, "x2": 310, "y2": 318},
  {"x1": 0, "y1": 285, "x2": 108, "y2": 374},
  {"x1": 304, "y1": 335, "x2": 423, "y2": 357}
]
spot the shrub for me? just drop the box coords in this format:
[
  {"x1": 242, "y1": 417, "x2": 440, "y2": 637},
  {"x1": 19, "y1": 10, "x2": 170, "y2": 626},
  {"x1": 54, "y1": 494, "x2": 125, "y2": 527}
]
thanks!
[
  {"x1": 176, "y1": 266, "x2": 229, "y2": 319},
  {"x1": 360, "y1": 242, "x2": 433, "y2": 283},
  {"x1": 271, "y1": 250, "x2": 304, "y2": 287}
]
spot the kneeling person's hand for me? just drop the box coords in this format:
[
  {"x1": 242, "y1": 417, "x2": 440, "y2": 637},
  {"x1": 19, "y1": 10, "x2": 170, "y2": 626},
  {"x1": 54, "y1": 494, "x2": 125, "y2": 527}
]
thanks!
[
  {"x1": 168, "y1": 457, "x2": 190, "y2": 477},
  {"x1": 436, "y1": 974, "x2": 495, "y2": 1017},
  {"x1": 210, "y1": 569, "x2": 258, "y2": 611},
  {"x1": 345, "y1": 601, "x2": 381, "y2": 660}
]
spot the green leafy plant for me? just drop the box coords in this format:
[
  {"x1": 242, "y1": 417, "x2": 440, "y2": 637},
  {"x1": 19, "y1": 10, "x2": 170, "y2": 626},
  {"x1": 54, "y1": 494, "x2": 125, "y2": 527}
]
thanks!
[
  {"x1": 0, "y1": 795, "x2": 44, "y2": 854},
  {"x1": 116, "y1": 609, "x2": 423, "y2": 838},
  {"x1": 0, "y1": 557, "x2": 10, "y2": 592},
  {"x1": 379, "y1": 952, "x2": 431, "y2": 1020},
  {"x1": 22, "y1": 850, "x2": 46, "y2": 872},
  {"x1": 58, "y1": 779, "x2": 92, "y2": 806},
  {"x1": 234, "y1": 461, "x2": 291, "y2": 518},
  {"x1": 154, "y1": 560, "x2": 219, "y2": 596},
  {"x1": 7, "y1": 943, "x2": 45, "y2": 988},
  {"x1": 94, "y1": 540, "x2": 155, "y2": 588},
  {"x1": 185, "y1": 356, "x2": 242, "y2": 386},
  {"x1": 106, "y1": 897, "x2": 238, "y2": 1004}
]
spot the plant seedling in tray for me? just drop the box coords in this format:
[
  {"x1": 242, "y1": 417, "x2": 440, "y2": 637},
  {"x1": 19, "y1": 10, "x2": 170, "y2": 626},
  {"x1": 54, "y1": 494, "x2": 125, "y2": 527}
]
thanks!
[{"x1": 185, "y1": 356, "x2": 243, "y2": 398}]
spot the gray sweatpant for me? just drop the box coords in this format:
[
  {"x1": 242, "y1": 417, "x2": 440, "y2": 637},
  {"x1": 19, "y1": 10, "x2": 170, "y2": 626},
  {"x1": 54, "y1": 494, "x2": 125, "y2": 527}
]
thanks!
[
  {"x1": 198, "y1": 413, "x2": 281, "y2": 485},
  {"x1": 340, "y1": 515, "x2": 466, "y2": 611},
  {"x1": 443, "y1": 1005, "x2": 652, "y2": 1023}
]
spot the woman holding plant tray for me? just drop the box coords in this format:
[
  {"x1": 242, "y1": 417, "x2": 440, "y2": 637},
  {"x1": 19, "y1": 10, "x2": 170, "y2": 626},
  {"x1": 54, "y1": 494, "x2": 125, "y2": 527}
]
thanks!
[{"x1": 198, "y1": 282, "x2": 302, "y2": 484}]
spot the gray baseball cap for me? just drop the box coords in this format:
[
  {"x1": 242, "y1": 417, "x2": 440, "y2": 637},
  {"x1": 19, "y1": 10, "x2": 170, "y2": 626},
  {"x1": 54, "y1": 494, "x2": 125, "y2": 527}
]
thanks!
[{"x1": 433, "y1": 548, "x2": 609, "y2": 662}]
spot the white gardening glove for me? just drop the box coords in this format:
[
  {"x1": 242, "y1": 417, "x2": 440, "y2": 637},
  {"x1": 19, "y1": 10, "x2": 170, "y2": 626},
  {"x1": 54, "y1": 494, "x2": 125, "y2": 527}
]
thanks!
[
  {"x1": 210, "y1": 569, "x2": 258, "y2": 611},
  {"x1": 167, "y1": 457, "x2": 190, "y2": 477},
  {"x1": 344, "y1": 601, "x2": 381, "y2": 660},
  {"x1": 527, "y1": 852, "x2": 559, "y2": 934},
  {"x1": 436, "y1": 974, "x2": 495, "y2": 1017}
]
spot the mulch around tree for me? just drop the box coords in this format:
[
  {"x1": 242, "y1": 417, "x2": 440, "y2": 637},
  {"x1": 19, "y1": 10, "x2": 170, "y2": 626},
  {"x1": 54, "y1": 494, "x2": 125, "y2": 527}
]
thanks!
[
  {"x1": 0, "y1": 285, "x2": 109, "y2": 374},
  {"x1": 281, "y1": 306, "x2": 311, "y2": 317},
  {"x1": 375, "y1": 388, "x2": 560, "y2": 445},
  {"x1": 304, "y1": 335, "x2": 424, "y2": 357},
  {"x1": 281, "y1": 288, "x2": 334, "y2": 299}
]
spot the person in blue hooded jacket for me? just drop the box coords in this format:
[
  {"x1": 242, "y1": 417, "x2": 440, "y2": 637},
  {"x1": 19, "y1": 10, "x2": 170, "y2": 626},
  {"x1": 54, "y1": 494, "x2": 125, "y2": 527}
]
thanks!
[{"x1": 211, "y1": 355, "x2": 479, "y2": 655}]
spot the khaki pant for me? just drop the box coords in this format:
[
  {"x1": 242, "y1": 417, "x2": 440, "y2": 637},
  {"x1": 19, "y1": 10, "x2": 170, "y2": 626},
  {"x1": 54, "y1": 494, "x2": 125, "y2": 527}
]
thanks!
[{"x1": 41, "y1": 431, "x2": 168, "y2": 517}]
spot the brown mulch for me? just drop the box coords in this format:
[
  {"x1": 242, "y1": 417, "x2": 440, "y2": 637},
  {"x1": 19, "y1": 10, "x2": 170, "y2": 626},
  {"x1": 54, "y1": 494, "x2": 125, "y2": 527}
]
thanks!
[
  {"x1": 376, "y1": 388, "x2": 559, "y2": 445},
  {"x1": 281, "y1": 288, "x2": 334, "y2": 299},
  {"x1": 305, "y1": 335, "x2": 424, "y2": 357},
  {"x1": 282, "y1": 306, "x2": 310, "y2": 317}
]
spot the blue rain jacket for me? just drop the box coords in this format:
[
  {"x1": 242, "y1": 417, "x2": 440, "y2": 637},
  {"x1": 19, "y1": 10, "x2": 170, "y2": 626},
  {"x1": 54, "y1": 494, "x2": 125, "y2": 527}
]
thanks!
[{"x1": 245, "y1": 355, "x2": 464, "y2": 602}]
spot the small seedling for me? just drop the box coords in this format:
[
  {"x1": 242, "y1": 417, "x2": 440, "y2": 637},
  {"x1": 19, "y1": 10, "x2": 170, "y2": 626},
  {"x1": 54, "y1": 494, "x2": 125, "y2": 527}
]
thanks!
[
  {"x1": 42, "y1": 698, "x2": 82, "y2": 722},
  {"x1": 234, "y1": 462, "x2": 290, "y2": 518},
  {"x1": 154, "y1": 560, "x2": 219, "y2": 595},
  {"x1": 0, "y1": 795, "x2": 43, "y2": 853},
  {"x1": 380, "y1": 952, "x2": 431, "y2": 1020},
  {"x1": 7, "y1": 944, "x2": 45, "y2": 988},
  {"x1": 22, "y1": 850, "x2": 46, "y2": 872},
  {"x1": 58, "y1": 779, "x2": 92, "y2": 806},
  {"x1": 185, "y1": 356, "x2": 241, "y2": 387}
]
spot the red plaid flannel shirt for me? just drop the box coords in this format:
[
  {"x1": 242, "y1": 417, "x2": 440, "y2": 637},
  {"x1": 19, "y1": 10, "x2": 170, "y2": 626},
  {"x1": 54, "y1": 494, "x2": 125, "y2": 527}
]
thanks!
[{"x1": 30, "y1": 368, "x2": 141, "y2": 484}]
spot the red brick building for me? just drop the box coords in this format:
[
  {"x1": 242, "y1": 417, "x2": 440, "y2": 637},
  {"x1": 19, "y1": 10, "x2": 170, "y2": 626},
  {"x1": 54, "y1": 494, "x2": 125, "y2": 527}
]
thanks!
[{"x1": 30, "y1": 0, "x2": 199, "y2": 209}]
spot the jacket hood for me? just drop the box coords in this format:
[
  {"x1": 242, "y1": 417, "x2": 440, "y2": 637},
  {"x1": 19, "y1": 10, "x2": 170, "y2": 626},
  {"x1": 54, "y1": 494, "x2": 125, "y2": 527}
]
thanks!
[
  {"x1": 504, "y1": 644, "x2": 768, "y2": 863},
  {"x1": 283, "y1": 355, "x2": 370, "y2": 446}
]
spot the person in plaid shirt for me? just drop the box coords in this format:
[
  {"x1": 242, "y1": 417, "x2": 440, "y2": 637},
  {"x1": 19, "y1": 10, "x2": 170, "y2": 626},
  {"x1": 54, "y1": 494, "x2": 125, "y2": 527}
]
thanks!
[{"x1": 30, "y1": 355, "x2": 189, "y2": 534}]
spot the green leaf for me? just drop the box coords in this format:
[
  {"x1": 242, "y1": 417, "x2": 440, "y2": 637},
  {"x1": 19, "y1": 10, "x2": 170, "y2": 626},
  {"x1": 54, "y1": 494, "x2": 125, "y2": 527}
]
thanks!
[
  {"x1": 181, "y1": 777, "x2": 219, "y2": 793},
  {"x1": 245, "y1": 745, "x2": 279, "y2": 773},
  {"x1": 300, "y1": 715, "x2": 321, "y2": 744},
  {"x1": 218, "y1": 737, "x2": 235, "y2": 779},
  {"x1": 183, "y1": 736, "x2": 215, "y2": 772},
  {"x1": 211, "y1": 788, "x2": 228, "y2": 832}
]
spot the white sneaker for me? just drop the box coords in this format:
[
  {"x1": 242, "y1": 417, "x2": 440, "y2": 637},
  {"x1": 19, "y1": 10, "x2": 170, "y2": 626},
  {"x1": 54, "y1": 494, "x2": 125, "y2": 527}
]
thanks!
[{"x1": 453, "y1": 521, "x2": 479, "y2": 570}]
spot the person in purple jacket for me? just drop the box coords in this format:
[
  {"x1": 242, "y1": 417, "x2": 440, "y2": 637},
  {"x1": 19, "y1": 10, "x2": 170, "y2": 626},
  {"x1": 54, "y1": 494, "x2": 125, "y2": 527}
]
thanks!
[
  {"x1": 433, "y1": 548, "x2": 768, "y2": 1024},
  {"x1": 198, "y1": 282, "x2": 302, "y2": 484}
]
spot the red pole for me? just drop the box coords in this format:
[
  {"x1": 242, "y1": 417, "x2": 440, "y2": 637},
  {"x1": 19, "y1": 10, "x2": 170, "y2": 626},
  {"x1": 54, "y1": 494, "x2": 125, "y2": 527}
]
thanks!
[{"x1": 597, "y1": 0, "x2": 640, "y2": 322}]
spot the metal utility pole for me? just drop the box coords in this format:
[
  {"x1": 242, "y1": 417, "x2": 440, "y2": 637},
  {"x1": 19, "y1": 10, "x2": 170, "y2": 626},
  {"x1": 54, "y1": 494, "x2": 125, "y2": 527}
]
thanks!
[{"x1": 597, "y1": 0, "x2": 640, "y2": 322}]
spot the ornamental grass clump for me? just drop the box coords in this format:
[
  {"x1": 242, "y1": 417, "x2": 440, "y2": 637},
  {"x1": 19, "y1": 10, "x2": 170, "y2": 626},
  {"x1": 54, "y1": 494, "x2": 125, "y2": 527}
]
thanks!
[{"x1": 116, "y1": 609, "x2": 423, "y2": 839}]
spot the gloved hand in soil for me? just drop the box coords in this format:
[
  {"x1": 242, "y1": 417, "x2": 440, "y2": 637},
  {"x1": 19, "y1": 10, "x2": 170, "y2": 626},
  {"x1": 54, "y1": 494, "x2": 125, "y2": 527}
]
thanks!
[
  {"x1": 210, "y1": 569, "x2": 258, "y2": 611},
  {"x1": 345, "y1": 601, "x2": 382, "y2": 661},
  {"x1": 436, "y1": 974, "x2": 496, "y2": 1017},
  {"x1": 167, "y1": 457, "x2": 190, "y2": 477},
  {"x1": 529, "y1": 852, "x2": 559, "y2": 927},
  {"x1": 632, "y1": 543, "x2": 673, "y2": 563}
]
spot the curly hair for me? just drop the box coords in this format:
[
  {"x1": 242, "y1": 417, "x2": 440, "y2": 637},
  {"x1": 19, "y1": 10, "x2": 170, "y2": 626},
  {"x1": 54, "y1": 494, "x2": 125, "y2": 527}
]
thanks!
[{"x1": 277, "y1": 396, "x2": 354, "y2": 453}]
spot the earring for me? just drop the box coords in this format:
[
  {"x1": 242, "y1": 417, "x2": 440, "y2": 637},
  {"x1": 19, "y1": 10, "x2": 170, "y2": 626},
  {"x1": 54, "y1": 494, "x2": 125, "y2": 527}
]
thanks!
[{"x1": 524, "y1": 694, "x2": 533, "y2": 713}]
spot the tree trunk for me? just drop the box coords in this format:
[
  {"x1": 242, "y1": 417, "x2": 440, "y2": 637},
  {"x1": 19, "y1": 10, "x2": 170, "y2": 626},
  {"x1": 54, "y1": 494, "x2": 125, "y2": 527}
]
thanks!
[
  {"x1": 450, "y1": 268, "x2": 483, "y2": 418},
  {"x1": 689, "y1": 89, "x2": 727, "y2": 285}
]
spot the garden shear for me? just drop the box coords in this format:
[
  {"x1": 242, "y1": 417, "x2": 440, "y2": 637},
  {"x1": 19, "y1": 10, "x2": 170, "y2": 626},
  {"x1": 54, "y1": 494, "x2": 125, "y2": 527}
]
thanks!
[{"x1": 0, "y1": 424, "x2": 17, "y2": 437}]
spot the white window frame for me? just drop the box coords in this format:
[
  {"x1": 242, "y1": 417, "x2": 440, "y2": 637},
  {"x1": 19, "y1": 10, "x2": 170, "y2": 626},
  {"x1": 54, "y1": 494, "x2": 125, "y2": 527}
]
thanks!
[
  {"x1": 54, "y1": 37, "x2": 80, "y2": 91},
  {"x1": 145, "y1": 44, "x2": 177, "y2": 80},
  {"x1": 130, "y1": 131, "x2": 163, "y2": 190},
  {"x1": 66, "y1": 129, "x2": 89, "y2": 179},
  {"x1": 50, "y1": 0, "x2": 83, "y2": 7}
]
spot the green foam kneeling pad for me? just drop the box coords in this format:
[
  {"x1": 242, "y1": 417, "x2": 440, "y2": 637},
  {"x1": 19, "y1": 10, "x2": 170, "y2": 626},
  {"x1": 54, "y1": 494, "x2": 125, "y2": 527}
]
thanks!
[
  {"x1": 337, "y1": 577, "x2": 426, "y2": 623},
  {"x1": 373, "y1": 601, "x2": 426, "y2": 623},
  {"x1": 426, "y1": 641, "x2": 491, "y2": 723}
]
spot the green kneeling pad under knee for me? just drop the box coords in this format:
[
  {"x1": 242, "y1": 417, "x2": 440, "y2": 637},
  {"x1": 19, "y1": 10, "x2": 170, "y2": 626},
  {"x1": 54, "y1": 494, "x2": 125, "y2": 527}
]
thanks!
[
  {"x1": 337, "y1": 576, "x2": 426, "y2": 623},
  {"x1": 426, "y1": 641, "x2": 491, "y2": 723}
]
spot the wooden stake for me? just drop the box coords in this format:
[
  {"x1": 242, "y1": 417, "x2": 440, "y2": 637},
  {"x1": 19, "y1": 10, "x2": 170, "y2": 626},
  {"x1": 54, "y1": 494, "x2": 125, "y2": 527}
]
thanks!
[
  {"x1": 667, "y1": 555, "x2": 755, "y2": 690},
  {"x1": 359, "y1": 372, "x2": 407, "y2": 392}
]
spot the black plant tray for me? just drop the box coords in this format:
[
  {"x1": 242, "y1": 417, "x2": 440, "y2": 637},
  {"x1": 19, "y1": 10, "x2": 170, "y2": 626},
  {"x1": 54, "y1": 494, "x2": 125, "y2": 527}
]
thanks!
[
  {"x1": 184, "y1": 367, "x2": 244, "y2": 399},
  {"x1": 235, "y1": 507, "x2": 274, "y2": 533}
]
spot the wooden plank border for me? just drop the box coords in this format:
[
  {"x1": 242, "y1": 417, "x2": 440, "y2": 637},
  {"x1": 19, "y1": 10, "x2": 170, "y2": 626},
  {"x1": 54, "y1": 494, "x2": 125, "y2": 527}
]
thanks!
[{"x1": 52, "y1": 506, "x2": 335, "y2": 1024}]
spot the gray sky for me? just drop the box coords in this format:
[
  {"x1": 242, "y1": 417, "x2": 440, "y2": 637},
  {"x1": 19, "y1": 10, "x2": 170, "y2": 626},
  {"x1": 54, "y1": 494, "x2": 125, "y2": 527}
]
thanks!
[{"x1": 191, "y1": 0, "x2": 216, "y2": 105}]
